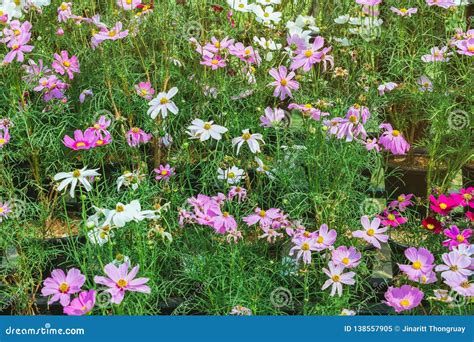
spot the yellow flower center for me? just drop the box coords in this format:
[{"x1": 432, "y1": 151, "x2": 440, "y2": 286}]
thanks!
[
  {"x1": 108, "y1": 30, "x2": 117, "y2": 37},
  {"x1": 463, "y1": 194, "x2": 472, "y2": 200},
  {"x1": 126, "y1": 0, "x2": 132, "y2": 4},
  {"x1": 427, "y1": 224, "x2": 434, "y2": 230},
  {"x1": 0, "y1": 138, "x2": 5, "y2": 145},
  {"x1": 400, "y1": 299, "x2": 410, "y2": 307},
  {"x1": 238, "y1": 3, "x2": 244, "y2": 8},
  {"x1": 63, "y1": 60, "x2": 71, "y2": 67},
  {"x1": 387, "y1": 214, "x2": 396, "y2": 221},
  {"x1": 348, "y1": 114, "x2": 357, "y2": 123},
  {"x1": 456, "y1": 235, "x2": 465, "y2": 242},
  {"x1": 12, "y1": 44, "x2": 19, "y2": 50},
  {"x1": 72, "y1": 169, "x2": 81, "y2": 177},
  {"x1": 468, "y1": 46, "x2": 474, "y2": 52},
  {"x1": 332, "y1": 275, "x2": 340, "y2": 282},
  {"x1": 228, "y1": 172, "x2": 235, "y2": 179},
  {"x1": 450, "y1": 265, "x2": 458, "y2": 271},
  {"x1": 304, "y1": 50, "x2": 313, "y2": 58},
  {"x1": 280, "y1": 79, "x2": 288, "y2": 86},
  {"x1": 304, "y1": 104, "x2": 312, "y2": 109},
  {"x1": 400, "y1": 8, "x2": 408, "y2": 13},
  {"x1": 303, "y1": 231, "x2": 311, "y2": 238},
  {"x1": 96, "y1": 140, "x2": 104, "y2": 146},
  {"x1": 116, "y1": 204, "x2": 125, "y2": 213},
  {"x1": 242, "y1": 132, "x2": 252, "y2": 140},
  {"x1": 60, "y1": 3, "x2": 68, "y2": 11},
  {"x1": 263, "y1": 12, "x2": 270, "y2": 18},
  {"x1": 316, "y1": 236, "x2": 324, "y2": 244},
  {"x1": 223, "y1": 212, "x2": 230, "y2": 218},
  {"x1": 259, "y1": 210, "x2": 266, "y2": 217},
  {"x1": 132, "y1": 127, "x2": 140, "y2": 133},
  {"x1": 0, "y1": 208, "x2": 4, "y2": 214},
  {"x1": 160, "y1": 97, "x2": 169, "y2": 104},
  {"x1": 367, "y1": 228, "x2": 375, "y2": 236},
  {"x1": 13, "y1": 29, "x2": 21, "y2": 36},
  {"x1": 244, "y1": 48, "x2": 251, "y2": 55},
  {"x1": 211, "y1": 59, "x2": 219, "y2": 65},
  {"x1": 397, "y1": 195, "x2": 405, "y2": 202},
  {"x1": 161, "y1": 170, "x2": 168, "y2": 176},
  {"x1": 203, "y1": 122, "x2": 212, "y2": 130},
  {"x1": 301, "y1": 242, "x2": 310, "y2": 251},
  {"x1": 412, "y1": 261, "x2": 422, "y2": 270},
  {"x1": 461, "y1": 281, "x2": 470, "y2": 289},
  {"x1": 392, "y1": 130, "x2": 400, "y2": 137},
  {"x1": 117, "y1": 279, "x2": 128, "y2": 288},
  {"x1": 439, "y1": 203, "x2": 447, "y2": 210},
  {"x1": 76, "y1": 142, "x2": 86, "y2": 147},
  {"x1": 58, "y1": 282, "x2": 69, "y2": 293},
  {"x1": 214, "y1": 41, "x2": 220, "y2": 48},
  {"x1": 342, "y1": 257, "x2": 350, "y2": 265}
]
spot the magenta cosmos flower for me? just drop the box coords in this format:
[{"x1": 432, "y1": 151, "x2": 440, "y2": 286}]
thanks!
[
  {"x1": 268, "y1": 66, "x2": 299, "y2": 100},
  {"x1": 52, "y1": 50, "x2": 80, "y2": 80},
  {"x1": 212, "y1": 209, "x2": 238, "y2": 234},
  {"x1": 417, "y1": 75, "x2": 433, "y2": 92},
  {"x1": 126, "y1": 127, "x2": 152, "y2": 147},
  {"x1": 63, "y1": 290, "x2": 96, "y2": 316},
  {"x1": 243, "y1": 207, "x2": 281, "y2": 228},
  {"x1": 442, "y1": 225, "x2": 471, "y2": 250},
  {"x1": 378, "y1": 123, "x2": 410, "y2": 155},
  {"x1": 41, "y1": 268, "x2": 86, "y2": 306},
  {"x1": 57, "y1": 2, "x2": 73, "y2": 22},
  {"x1": 154, "y1": 164, "x2": 175, "y2": 181},
  {"x1": 92, "y1": 22, "x2": 129, "y2": 49},
  {"x1": 331, "y1": 246, "x2": 361, "y2": 268},
  {"x1": 63, "y1": 129, "x2": 97, "y2": 150},
  {"x1": 390, "y1": 7, "x2": 418, "y2": 17},
  {"x1": 322, "y1": 261, "x2": 355, "y2": 297},
  {"x1": 94, "y1": 262, "x2": 150, "y2": 304},
  {"x1": 356, "y1": 0, "x2": 381, "y2": 5},
  {"x1": 389, "y1": 193, "x2": 414, "y2": 212},
  {"x1": 134, "y1": 82, "x2": 155, "y2": 100},
  {"x1": 384, "y1": 285, "x2": 424, "y2": 313},
  {"x1": 352, "y1": 216, "x2": 388, "y2": 249},
  {"x1": 398, "y1": 247, "x2": 435, "y2": 282},
  {"x1": 451, "y1": 188, "x2": 474, "y2": 208},
  {"x1": 429, "y1": 194, "x2": 456, "y2": 215},
  {"x1": 379, "y1": 209, "x2": 408, "y2": 227},
  {"x1": 227, "y1": 186, "x2": 247, "y2": 202}
]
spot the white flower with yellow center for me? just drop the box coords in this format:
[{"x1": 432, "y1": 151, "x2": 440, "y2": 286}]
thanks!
[
  {"x1": 227, "y1": 0, "x2": 254, "y2": 12},
  {"x1": 253, "y1": 5, "x2": 281, "y2": 24},
  {"x1": 53, "y1": 167, "x2": 100, "y2": 198},
  {"x1": 187, "y1": 118, "x2": 228, "y2": 141},
  {"x1": 217, "y1": 166, "x2": 245, "y2": 184},
  {"x1": 232, "y1": 129, "x2": 265, "y2": 154},
  {"x1": 147, "y1": 87, "x2": 179, "y2": 119}
]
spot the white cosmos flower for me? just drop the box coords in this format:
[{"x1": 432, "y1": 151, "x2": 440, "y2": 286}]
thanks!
[
  {"x1": 147, "y1": 87, "x2": 179, "y2": 119},
  {"x1": 103, "y1": 200, "x2": 159, "y2": 228},
  {"x1": 232, "y1": 129, "x2": 265, "y2": 154},
  {"x1": 253, "y1": 37, "x2": 282, "y2": 51},
  {"x1": 0, "y1": 0, "x2": 22, "y2": 21},
  {"x1": 255, "y1": 156, "x2": 275, "y2": 179},
  {"x1": 253, "y1": 6, "x2": 281, "y2": 24},
  {"x1": 54, "y1": 167, "x2": 100, "y2": 198},
  {"x1": 334, "y1": 15, "x2": 350, "y2": 24},
  {"x1": 187, "y1": 119, "x2": 228, "y2": 141},
  {"x1": 87, "y1": 225, "x2": 114, "y2": 246},
  {"x1": 257, "y1": 0, "x2": 281, "y2": 5},
  {"x1": 116, "y1": 170, "x2": 145, "y2": 191},
  {"x1": 227, "y1": 0, "x2": 254, "y2": 12},
  {"x1": 218, "y1": 166, "x2": 245, "y2": 184}
]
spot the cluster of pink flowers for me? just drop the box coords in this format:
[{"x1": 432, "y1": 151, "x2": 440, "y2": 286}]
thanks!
[
  {"x1": 63, "y1": 116, "x2": 112, "y2": 150},
  {"x1": 244, "y1": 207, "x2": 293, "y2": 243},
  {"x1": 450, "y1": 28, "x2": 474, "y2": 56},
  {"x1": 126, "y1": 127, "x2": 153, "y2": 147},
  {"x1": 324, "y1": 104, "x2": 370, "y2": 142},
  {"x1": 289, "y1": 36, "x2": 334, "y2": 73},
  {"x1": 289, "y1": 224, "x2": 337, "y2": 265},
  {"x1": 1, "y1": 20, "x2": 34, "y2": 64},
  {"x1": 288, "y1": 103, "x2": 329, "y2": 121},
  {"x1": 41, "y1": 262, "x2": 150, "y2": 315}
]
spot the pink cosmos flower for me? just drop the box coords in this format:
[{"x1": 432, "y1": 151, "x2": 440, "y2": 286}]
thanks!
[
  {"x1": 290, "y1": 36, "x2": 330, "y2": 72},
  {"x1": 364, "y1": 138, "x2": 380, "y2": 152},
  {"x1": 388, "y1": 193, "x2": 414, "y2": 212},
  {"x1": 390, "y1": 7, "x2": 418, "y2": 17},
  {"x1": 34, "y1": 75, "x2": 68, "y2": 102},
  {"x1": 260, "y1": 107, "x2": 285, "y2": 128},
  {"x1": 154, "y1": 164, "x2": 175, "y2": 181},
  {"x1": 379, "y1": 209, "x2": 408, "y2": 227},
  {"x1": 94, "y1": 262, "x2": 150, "y2": 305},
  {"x1": 134, "y1": 82, "x2": 155, "y2": 100},
  {"x1": 417, "y1": 75, "x2": 433, "y2": 92},
  {"x1": 0, "y1": 128, "x2": 10, "y2": 148},
  {"x1": 200, "y1": 55, "x2": 227, "y2": 70},
  {"x1": 378, "y1": 123, "x2": 410, "y2": 155},
  {"x1": 41, "y1": 268, "x2": 86, "y2": 306},
  {"x1": 228, "y1": 186, "x2": 247, "y2": 202},
  {"x1": 22, "y1": 59, "x2": 50, "y2": 83},
  {"x1": 0, "y1": 201, "x2": 12, "y2": 221},
  {"x1": 289, "y1": 237, "x2": 318, "y2": 264},
  {"x1": 117, "y1": 0, "x2": 142, "y2": 10},
  {"x1": 56, "y1": 27, "x2": 65, "y2": 36},
  {"x1": 335, "y1": 105, "x2": 370, "y2": 142},
  {"x1": 203, "y1": 37, "x2": 234, "y2": 54},
  {"x1": 435, "y1": 251, "x2": 472, "y2": 282},
  {"x1": 286, "y1": 34, "x2": 307, "y2": 55},
  {"x1": 443, "y1": 274, "x2": 474, "y2": 297},
  {"x1": 1, "y1": 20, "x2": 32, "y2": 44},
  {"x1": 3, "y1": 33, "x2": 34, "y2": 64},
  {"x1": 451, "y1": 188, "x2": 474, "y2": 208},
  {"x1": 426, "y1": 0, "x2": 456, "y2": 9},
  {"x1": 356, "y1": 0, "x2": 382, "y2": 5},
  {"x1": 85, "y1": 116, "x2": 112, "y2": 147},
  {"x1": 314, "y1": 224, "x2": 337, "y2": 251},
  {"x1": 243, "y1": 207, "x2": 281, "y2": 228},
  {"x1": 429, "y1": 194, "x2": 456, "y2": 215},
  {"x1": 268, "y1": 66, "x2": 299, "y2": 100},
  {"x1": 126, "y1": 127, "x2": 152, "y2": 147},
  {"x1": 455, "y1": 38, "x2": 474, "y2": 56},
  {"x1": 332, "y1": 246, "x2": 361, "y2": 268},
  {"x1": 384, "y1": 285, "x2": 424, "y2": 313},
  {"x1": 398, "y1": 247, "x2": 435, "y2": 282},
  {"x1": 352, "y1": 216, "x2": 389, "y2": 249},
  {"x1": 377, "y1": 82, "x2": 397, "y2": 96},
  {"x1": 322, "y1": 261, "x2": 355, "y2": 297},
  {"x1": 79, "y1": 89, "x2": 93, "y2": 103},
  {"x1": 52, "y1": 51, "x2": 80, "y2": 80},
  {"x1": 57, "y1": 2, "x2": 73, "y2": 22},
  {"x1": 92, "y1": 22, "x2": 129, "y2": 49},
  {"x1": 63, "y1": 290, "x2": 96, "y2": 316},
  {"x1": 228, "y1": 43, "x2": 261, "y2": 65},
  {"x1": 442, "y1": 225, "x2": 471, "y2": 250},
  {"x1": 421, "y1": 46, "x2": 451, "y2": 62},
  {"x1": 259, "y1": 226, "x2": 284, "y2": 243},
  {"x1": 63, "y1": 129, "x2": 97, "y2": 150},
  {"x1": 288, "y1": 103, "x2": 329, "y2": 121},
  {"x1": 212, "y1": 210, "x2": 238, "y2": 234}
]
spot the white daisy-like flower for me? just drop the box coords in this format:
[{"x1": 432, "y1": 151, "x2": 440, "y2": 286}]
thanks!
[
  {"x1": 334, "y1": 15, "x2": 350, "y2": 25},
  {"x1": 87, "y1": 225, "x2": 114, "y2": 246},
  {"x1": 232, "y1": 129, "x2": 265, "y2": 154},
  {"x1": 147, "y1": 87, "x2": 179, "y2": 119},
  {"x1": 253, "y1": 6, "x2": 281, "y2": 24},
  {"x1": 187, "y1": 119, "x2": 228, "y2": 141},
  {"x1": 227, "y1": 0, "x2": 254, "y2": 12},
  {"x1": 257, "y1": 0, "x2": 281, "y2": 5},
  {"x1": 217, "y1": 166, "x2": 245, "y2": 184},
  {"x1": 53, "y1": 167, "x2": 100, "y2": 198},
  {"x1": 0, "y1": 0, "x2": 22, "y2": 21},
  {"x1": 255, "y1": 156, "x2": 274, "y2": 179},
  {"x1": 116, "y1": 170, "x2": 145, "y2": 191}
]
